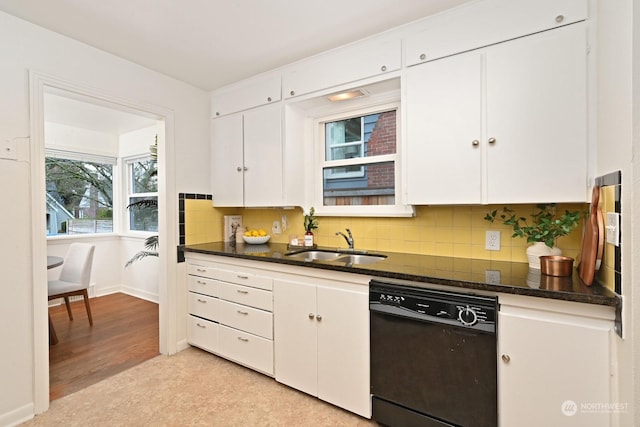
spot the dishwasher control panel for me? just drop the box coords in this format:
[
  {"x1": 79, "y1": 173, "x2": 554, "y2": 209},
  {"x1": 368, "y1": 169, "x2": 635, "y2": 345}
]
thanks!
[{"x1": 369, "y1": 280, "x2": 496, "y2": 332}]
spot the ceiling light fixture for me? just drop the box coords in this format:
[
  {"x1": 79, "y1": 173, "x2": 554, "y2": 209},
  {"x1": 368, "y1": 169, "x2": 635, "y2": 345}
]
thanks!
[{"x1": 327, "y1": 89, "x2": 367, "y2": 102}]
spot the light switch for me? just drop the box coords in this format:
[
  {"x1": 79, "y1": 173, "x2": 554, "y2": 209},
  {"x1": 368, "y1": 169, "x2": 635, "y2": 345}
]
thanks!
[
  {"x1": 605, "y1": 212, "x2": 620, "y2": 246},
  {"x1": 0, "y1": 139, "x2": 17, "y2": 160}
]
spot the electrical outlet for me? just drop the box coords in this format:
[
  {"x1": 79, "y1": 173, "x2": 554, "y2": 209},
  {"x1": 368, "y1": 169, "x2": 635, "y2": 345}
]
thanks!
[
  {"x1": 272, "y1": 220, "x2": 281, "y2": 235},
  {"x1": 485, "y1": 270, "x2": 501, "y2": 284},
  {"x1": 485, "y1": 231, "x2": 501, "y2": 251}
]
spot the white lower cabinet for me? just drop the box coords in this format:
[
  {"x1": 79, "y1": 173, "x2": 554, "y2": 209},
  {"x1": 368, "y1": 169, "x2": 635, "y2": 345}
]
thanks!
[
  {"x1": 273, "y1": 278, "x2": 371, "y2": 418},
  {"x1": 186, "y1": 258, "x2": 274, "y2": 376},
  {"x1": 498, "y1": 296, "x2": 616, "y2": 427}
]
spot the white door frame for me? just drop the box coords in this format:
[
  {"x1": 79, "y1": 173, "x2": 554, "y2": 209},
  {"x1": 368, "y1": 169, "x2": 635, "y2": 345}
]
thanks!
[{"x1": 29, "y1": 71, "x2": 178, "y2": 413}]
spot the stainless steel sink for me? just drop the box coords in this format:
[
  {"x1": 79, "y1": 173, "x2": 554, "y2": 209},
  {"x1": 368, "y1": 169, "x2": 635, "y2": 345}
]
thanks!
[
  {"x1": 284, "y1": 250, "x2": 343, "y2": 262},
  {"x1": 285, "y1": 249, "x2": 386, "y2": 265},
  {"x1": 333, "y1": 253, "x2": 387, "y2": 265}
]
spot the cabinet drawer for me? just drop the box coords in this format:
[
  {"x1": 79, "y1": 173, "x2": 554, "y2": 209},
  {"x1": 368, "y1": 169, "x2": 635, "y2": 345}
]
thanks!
[
  {"x1": 187, "y1": 292, "x2": 219, "y2": 321},
  {"x1": 218, "y1": 300, "x2": 273, "y2": 340},
  {"x1": 187, "y1": 315, "x2": 219, "y2": 354},
  {"x1": 219, "y1": 282, "x2": 272, "y2": 311},
  {"x1": 219, "y1": 325, "x2": 274, "y2": 376},
  {"x1": 187, "y1": 275, "x2": 219, "y2": 297},
  {"x1": 187, "y1": 263, "x2": 218, "y2": 280},
  {"x1": 216, "y1": 269, "x2": 273, "y2": 291}
]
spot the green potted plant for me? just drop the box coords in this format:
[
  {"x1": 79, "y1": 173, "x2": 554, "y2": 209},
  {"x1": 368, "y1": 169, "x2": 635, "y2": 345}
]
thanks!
[
  {"x1": 303, "y1": 207, "x2": 318, "y2": 247},
  {"x1": 484, "y1": 204, "x2": 581, "y2": 269}
]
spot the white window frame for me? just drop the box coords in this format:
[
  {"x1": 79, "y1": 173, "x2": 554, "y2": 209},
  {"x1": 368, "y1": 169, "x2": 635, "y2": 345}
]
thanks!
[
  {"x1": 124, "y1": 154, "x2": 158, "y2": 234},
  {"x1": 312, "y1": 100, "x2": 414, "y2": 217},
  {"x1": 325, "y1": 118, "x2": 365, "y2": 179}
]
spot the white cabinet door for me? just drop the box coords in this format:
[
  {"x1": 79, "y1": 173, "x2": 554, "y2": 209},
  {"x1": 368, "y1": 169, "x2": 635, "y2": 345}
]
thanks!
[
  {"x1": 211, "y1": 104, "x2": 283, "y2": 207},
  {"x1": 211, "y1": 74, "x2": 281, "y2": 117},
  {"x1": 243, "y1": 103, "x2": 283, "y2": 206},
  {"x1": 273, "y1": 279, "x2": 318, "y2": 397},
  {"x1": 405, "y1": 23, "x2": 587, "y2": 205},
  {"x1": 485, "y1": 23, "x2": 587, "y2": 203},
  {"x1": 282, "y1": 37, "x2": 400, "y2": 99},
  {"x1": 316, "y1": 284, "x2": 370, "y2": 418},
  {"x1": 499, "y1": 307, "x2": 612, "y2": 427},
  {"x1": 405, "y1": 0, "x2": 587, "y2": 66},
  {"x1": 406, "y1": 51, "x2": 483, "y2": 204},
  {"x1": 210, "y1": 113, "x2": 243, "y2": 206}
]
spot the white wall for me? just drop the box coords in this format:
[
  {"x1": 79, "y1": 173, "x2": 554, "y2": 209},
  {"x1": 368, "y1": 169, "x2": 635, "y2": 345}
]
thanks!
[
  {"x1": 595, "y1": 1, "x2": 635, "y2": 425},
  {"x1": 0, "y1": 10, "x2": 208, "y2": 426},
  {"x1": 45, "y1": 122, "x2": 119, "y2": 156}
]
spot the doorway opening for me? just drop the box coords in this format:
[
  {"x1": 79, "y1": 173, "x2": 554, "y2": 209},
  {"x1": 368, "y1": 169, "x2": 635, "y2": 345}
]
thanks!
[{"x1": 30, "y1": 71, "x2": 178, "y2": 413}]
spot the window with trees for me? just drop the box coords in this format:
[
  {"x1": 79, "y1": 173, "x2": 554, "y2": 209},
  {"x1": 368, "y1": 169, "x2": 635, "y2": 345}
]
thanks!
[
  {"x1": 45, "y1": 152, "x2": 114, "y2": 235},
  {"x1": 126, "y1": 157, "x2": 158, "y2": 232}
]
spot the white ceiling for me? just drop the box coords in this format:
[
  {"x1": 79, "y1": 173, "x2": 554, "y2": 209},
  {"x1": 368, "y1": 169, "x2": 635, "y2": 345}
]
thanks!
[
  {"x1": 0, "y1": 0, "x2": 474, "y2": 91},
  {"x1": 44, "y1": 92, "x2": 158, "y2": 135}
]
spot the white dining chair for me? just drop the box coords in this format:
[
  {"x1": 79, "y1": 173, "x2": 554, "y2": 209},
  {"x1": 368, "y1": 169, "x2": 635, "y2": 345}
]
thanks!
[{"x1": 48, "y1": 243, "x2": 96, "y2": 326}]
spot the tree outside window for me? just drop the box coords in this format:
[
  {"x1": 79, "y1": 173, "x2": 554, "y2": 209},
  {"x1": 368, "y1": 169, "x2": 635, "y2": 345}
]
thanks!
[{"x1": 45, "y1": 157, "x2": 113, "y2": 235}]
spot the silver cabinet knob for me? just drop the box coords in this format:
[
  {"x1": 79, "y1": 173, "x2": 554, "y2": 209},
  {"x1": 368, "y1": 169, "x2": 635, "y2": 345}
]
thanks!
[
  {"x1": 381, "y1": 65, "x2": 387, "y2": 72},
  {"x1": 555, "y1": 15, "x2": 564, "y2": 23},
  {"x1": 501, "y1": 354, "x2": 511, "y2": 363},
  {"x1": 316, "y1": 314, "x2": 322, "y2": 321},
  {"x1": 267, "y1": 96, "x2": 272, "y2": 102},
  {"x1": 472, "y1": 140, "x2": 479, "y2": 146},
  {"x1": 243, "y1": 166, "x2": 248, "y2": 171},
  {"x1": 290, "y1": 90, "x2": 295, "y2": 96},
  {"x1": 215, "y1": 112, "x2": 220, "y2": 116},
  {"x1": 308, "y1": 313, "x2": 315, "y2": 320},
  {"x1": 236, "y1": 166, "x2": 242, "y2": 172},
  {"x1": 420, "y1": 53, "x2": 426, "y2": 60},
  {"x1": 488, "y1": 137, "x2": 496, "y2": 144}
]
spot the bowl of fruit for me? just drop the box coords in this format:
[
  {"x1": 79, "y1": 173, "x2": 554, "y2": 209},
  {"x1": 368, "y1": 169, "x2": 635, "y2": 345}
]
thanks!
[{"x1": 242, "y1": 228, "x2": 270, "y2": 244}]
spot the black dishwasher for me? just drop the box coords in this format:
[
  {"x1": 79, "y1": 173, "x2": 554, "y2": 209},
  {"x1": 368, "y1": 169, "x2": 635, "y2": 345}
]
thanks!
[{"x1": 370, "y1": 280, "x2": 497, "y2": 427}]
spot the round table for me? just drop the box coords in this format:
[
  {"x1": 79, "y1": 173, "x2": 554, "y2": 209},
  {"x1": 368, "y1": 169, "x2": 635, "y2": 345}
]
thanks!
[{"x1": 47, "y1": 256, "x2": 63, "y2": 345}]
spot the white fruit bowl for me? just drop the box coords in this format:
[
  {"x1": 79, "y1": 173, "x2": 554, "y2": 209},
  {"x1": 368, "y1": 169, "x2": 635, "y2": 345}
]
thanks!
[{"x1": 242, "y1": 235, "x2": 271, "y2": 244}]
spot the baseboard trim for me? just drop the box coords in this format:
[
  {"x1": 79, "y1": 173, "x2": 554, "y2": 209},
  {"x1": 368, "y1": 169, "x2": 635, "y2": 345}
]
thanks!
[{"x1": 0, "y1": 402, "x2": 35, "y2": 427}]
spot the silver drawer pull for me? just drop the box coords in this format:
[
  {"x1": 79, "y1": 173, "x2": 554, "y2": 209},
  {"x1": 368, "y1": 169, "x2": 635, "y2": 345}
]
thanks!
[
  {"x1": 237, "y1": 336, "x2": 249, "y2": 342},
  {"x1": 236, "y1": 289, "x2": 249, "y2": 294},
  {"x1": 237, "y1": 310, "x2": 249, "y2": 315},
  {"x1": 196, "y1": 268, "x2": 206, "y2": 272},
  {"x1": 236, "y1": 275, "x2": 249, "y2": 279},
  {"x1": 196, "y1": 280, "x2": 207, "y2": 285},
  {"x1": 196, "y1": 323, "x2": 206, "y2": 328},
  {"x1": 197, "y1": 299, "x2": 207, "y2": 303}
]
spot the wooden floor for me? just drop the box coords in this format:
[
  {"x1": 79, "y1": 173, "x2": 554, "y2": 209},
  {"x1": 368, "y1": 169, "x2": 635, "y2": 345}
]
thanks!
[{"x1": 48, "y1": 292, "x2": 159, "y2": 401}]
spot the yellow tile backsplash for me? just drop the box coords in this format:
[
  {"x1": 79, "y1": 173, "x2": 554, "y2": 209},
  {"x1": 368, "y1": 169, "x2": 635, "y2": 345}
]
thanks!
[{"x1": 183, "y1": 201, "x2": 588, "y2": 264}]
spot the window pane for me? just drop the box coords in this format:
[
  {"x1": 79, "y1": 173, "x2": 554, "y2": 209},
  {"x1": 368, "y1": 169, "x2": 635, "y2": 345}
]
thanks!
[
  {"x1": 325, "y1": 110, "x2": 396, "y2": 164},
  {"x1": 129, "y1": 196, "x2": 158, "y2": 232},
  {"x1": 323, "y1": 161, "x2": 395, "y2": 206},
  {"x1": 45, "y1": 158, "x2": 113, "y2": 235},
  {"x1": 131, "y1": 159, "x2": 157, "y2": 193}
]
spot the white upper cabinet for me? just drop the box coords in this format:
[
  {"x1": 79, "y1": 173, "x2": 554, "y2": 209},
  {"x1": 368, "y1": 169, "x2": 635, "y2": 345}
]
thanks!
[
  {"x1": 211, "y1": 74, "x2": 281, "y2": 118},
  {"x1": 282, "y1": 37, "x2": 401, "y2": 99},
  {"x1": 406, "y1": 23, "x2": 588, "y2": 205},
  {"x1": 211, "y1": 103, "x2": 283, "y2": 207},
  {"x1": 405, "y1": 0, "x2": 588, "y2": 66}
]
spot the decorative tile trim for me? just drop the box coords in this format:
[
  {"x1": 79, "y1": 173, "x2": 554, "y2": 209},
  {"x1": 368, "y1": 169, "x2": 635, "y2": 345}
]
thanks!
[{"x1": 177, "y1": 193, "x2": 213, "y2": 262}]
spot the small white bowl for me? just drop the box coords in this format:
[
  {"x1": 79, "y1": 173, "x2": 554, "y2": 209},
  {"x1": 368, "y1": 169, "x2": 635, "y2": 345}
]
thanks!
[{"x1": 242, "y1": 235, "x2": 271, "y2": 244}]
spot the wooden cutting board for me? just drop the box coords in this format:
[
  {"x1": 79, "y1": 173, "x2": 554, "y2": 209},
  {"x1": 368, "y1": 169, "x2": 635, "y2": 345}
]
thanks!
[{"x1": 579, "y1": 186, "x2": 602, "y2": 286}]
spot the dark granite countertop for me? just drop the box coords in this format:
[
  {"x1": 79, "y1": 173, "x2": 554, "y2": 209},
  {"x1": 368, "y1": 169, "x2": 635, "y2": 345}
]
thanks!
[{"x1": 182, "y1": 241, "x2": 620, "y2": 308}]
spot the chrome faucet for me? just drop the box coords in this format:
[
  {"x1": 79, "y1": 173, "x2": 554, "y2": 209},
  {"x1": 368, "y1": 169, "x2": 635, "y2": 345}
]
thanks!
[{"x1": 335, "y1": 228, "x2": 355, "y2": 250}]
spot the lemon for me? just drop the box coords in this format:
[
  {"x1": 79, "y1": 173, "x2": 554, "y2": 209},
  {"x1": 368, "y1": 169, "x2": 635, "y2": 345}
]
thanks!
[
  {"x1": 258, "y1": 229, "x2": 267, "y2": 236},
  {"x1": 244, "y1": 230, "x2": 252, "y2": 237}
]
